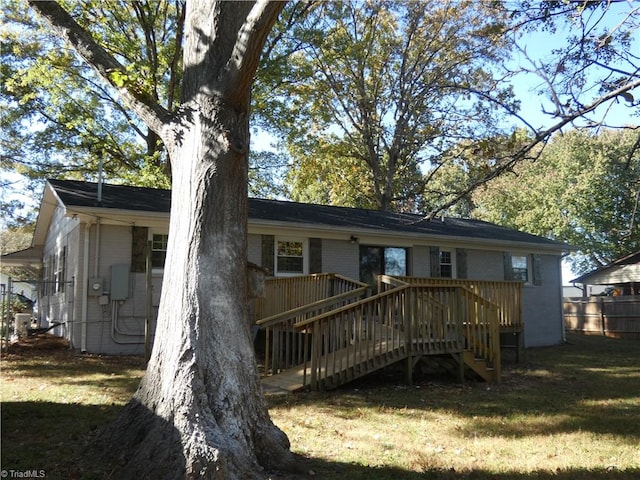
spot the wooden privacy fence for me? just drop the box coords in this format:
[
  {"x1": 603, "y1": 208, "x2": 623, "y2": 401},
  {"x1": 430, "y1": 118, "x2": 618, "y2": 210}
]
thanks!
[{"x1": 564, "y1": 296, "x2": 640, "y2": 339}]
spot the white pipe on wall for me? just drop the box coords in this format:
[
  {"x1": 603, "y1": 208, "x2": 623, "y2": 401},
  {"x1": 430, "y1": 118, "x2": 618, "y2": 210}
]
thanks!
[
  {"x1": 94, "y1": 219, "x2": 101, "y2": 278},
  {"x1": 80, "y1": 222, "x2": 91, "y2": 352}
]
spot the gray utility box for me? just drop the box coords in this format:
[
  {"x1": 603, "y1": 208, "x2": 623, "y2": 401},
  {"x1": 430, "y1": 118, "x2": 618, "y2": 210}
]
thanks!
[{"x1": 110, "y1": 264, "x2": 130, "y2": 301}]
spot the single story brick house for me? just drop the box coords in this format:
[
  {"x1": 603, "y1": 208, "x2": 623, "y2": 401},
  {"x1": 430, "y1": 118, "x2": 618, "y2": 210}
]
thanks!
[{"x1": 3, "y1": 179, "x2": 569, "y2": 354}]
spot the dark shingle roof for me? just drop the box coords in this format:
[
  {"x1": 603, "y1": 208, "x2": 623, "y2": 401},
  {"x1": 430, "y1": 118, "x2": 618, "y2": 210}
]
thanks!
[
  {"x1": 49, "y1": 179, "x2": 171, "y2": 212},
  {"x1": 47, "y1": 179, "x2": 566, "y2": 249}
]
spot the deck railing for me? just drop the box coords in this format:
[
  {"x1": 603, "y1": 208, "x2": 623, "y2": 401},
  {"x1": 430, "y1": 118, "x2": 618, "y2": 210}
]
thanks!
[
  {"x1": 383, "y1": 276, "x2": 523, "y2": 331},
  {"x1": 254, "y1": 273, "x2": 369, "y2": 320},
  {"x1": 255, "y1": 274, "x2": 370, "y2": 375},
  {"x1": 380, "y1": 275, "x2": 501, "y2": 377},
  {"x1": 294, "y1": 283, "x2": 500, "y2": 390}
]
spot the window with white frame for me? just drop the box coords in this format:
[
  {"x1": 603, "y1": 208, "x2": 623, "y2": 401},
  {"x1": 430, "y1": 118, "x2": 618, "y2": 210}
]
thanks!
[
  {"x1": 42, "y1": 255, "x2": 52, "y2": 296},
  {"x1": 439, "y1": 249, "x2": 454, "y2": 278},
  {"x1": 275, "y1": 239, "x2": 306, "y2": 275},
  {"x1": 511, "y1": 254, "x2": 529, "y2": 282},
  {"x1": 54, "y1": 246, "x2": 67, "y2": 293},
  {"x1": 151, "y1": 233, "x2": 169, "y2": 268}
]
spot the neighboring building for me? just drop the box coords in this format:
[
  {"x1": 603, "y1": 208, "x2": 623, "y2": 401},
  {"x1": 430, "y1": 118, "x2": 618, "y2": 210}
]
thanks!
[
  {"x1": 564, "y1": 251, "x2": 640, "y2": 339},
  {"x1": 2, "y1": 179, "x2": 570, "y2": 354},
  {"x1": 569, "y1": 250, "x2": 640, "y2": 296},
  {"x1": 562, "y1": 285, "x2": 608, "y2": 298}
]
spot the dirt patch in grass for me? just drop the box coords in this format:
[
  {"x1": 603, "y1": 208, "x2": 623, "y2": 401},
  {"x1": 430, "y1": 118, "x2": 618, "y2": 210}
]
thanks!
[{"x1": 5, "y1": 333, "x2": 71, "y2": 353}]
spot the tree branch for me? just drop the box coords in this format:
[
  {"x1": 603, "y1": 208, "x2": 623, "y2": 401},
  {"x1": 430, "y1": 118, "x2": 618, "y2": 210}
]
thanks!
[
  {"x1": 225, "y1": 0, "x2": 286, "y2": 105},
  {"x1": 28, "y1": 1, "x2": 171, "y2": 136},
  {"x1": 424, "y1": 76, "x2": 640, "y2": 219}
]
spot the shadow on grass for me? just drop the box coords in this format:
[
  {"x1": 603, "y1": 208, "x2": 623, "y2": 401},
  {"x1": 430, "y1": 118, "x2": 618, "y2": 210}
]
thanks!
[
  {"x1": 1, "y1": 401, "x2": 123, "y2": 478},
  {"x1": 2, "y1": 351, "x2": 146, "y2": 379},
  {"x1": 267, "y1": 333, "x2": 640, "y2": 443},
  {"x1": 2, "y1": 334, "x2": 638, "y2": 479},
  {"x1": 3, "y1": 401, "x2": 638, "y2": 480},
  {"x1": 2, "y1": 400, "x2": 186, "y2": 480},
  {"x1": 273, "y1": 456, "x2": 640, "y2": 480}
]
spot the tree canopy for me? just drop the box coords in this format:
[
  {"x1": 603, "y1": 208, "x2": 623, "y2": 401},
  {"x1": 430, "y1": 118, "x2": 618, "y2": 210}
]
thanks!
[
  {"x1": 3, "y1": 0, "x2": 638, "y2": 222},
  {"x1": 473, "y1": 129, "x2": 640, "y2": 275},
  {"x1": 255, "y1": 0, "x2": 518, "y2": 211},
  {"x1": 1, "y1": 0, "x2": 183, "y2": 220}
]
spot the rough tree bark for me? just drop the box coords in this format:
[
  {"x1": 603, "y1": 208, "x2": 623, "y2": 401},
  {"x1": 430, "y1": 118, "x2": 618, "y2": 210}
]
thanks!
[{"x1": 29, "y1": 1, "x2": 296, "y2": 478}]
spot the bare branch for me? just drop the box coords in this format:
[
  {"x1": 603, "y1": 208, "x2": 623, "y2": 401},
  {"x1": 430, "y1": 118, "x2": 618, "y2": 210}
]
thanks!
[{"x1": 424, "y1": 76, "x2": 640, "y2": 219}]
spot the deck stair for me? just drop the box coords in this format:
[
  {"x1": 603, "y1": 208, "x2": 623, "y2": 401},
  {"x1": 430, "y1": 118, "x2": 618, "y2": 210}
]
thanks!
[{"x1": 258, "y1": 274, "x2": 502, "y2": 391}]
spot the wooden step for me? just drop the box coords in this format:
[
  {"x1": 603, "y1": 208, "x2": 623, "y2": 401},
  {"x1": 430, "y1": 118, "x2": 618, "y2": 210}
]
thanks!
[
  {"x1": 462, "y1": 350, "x2": 497, "y2": 383},
  {"x1": 262, "y1": 366, "x2": 309, "y2": 393}
]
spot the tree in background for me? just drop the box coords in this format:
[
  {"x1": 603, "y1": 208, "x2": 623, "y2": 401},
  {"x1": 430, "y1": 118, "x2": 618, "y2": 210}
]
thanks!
[
  {"x1": 509, "y1": 0, "x2": 639, "y2": 130},
  {"x1": 1, "y1": 0, "x2": 183, "y2": 201},
  {"x1": 0, "y1": 224, "x2": 39, "y2": 281},
  {"x1": 255, "y1": 0, "x2": 517, "y2": 212},
  {"x1": 4, "y1": 1, "x2": 638, "y2": 222},
  {"x1": 254, "y1": 0, "x2": 639, "y2": 217},
  {"x1": 416, "y1": 0, "x2": 639, "y2": 218},
  {"x1": 28, "y1": 1, "x2": 295, "y2": 478},
  {"x1": 1, "y1": 0, "x2": 293, "y2": 222},
  {"x1": 473, "y1": 129, "x2": 640, "y2": 274}
]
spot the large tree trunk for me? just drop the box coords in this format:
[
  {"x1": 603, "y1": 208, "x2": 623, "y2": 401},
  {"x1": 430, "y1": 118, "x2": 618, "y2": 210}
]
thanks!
[
  {"x1": 95, "y1": 99, "x2": 294, "y2": 480},
  {"x1": 83, "y1": 2, "x2": 296, "y2": 478},
  {"x1": 28, "y1": 0, "x2": 294, "y2": 476}
]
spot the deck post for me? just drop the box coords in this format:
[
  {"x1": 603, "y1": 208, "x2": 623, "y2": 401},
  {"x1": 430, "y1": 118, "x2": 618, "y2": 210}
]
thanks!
[
  {"x1": 452, "y1": 353, "x2": 464, "y2": 384},
  {"x1": 406, "y1": 354, "x2": 413, "y2": 385},
  {"x1": 516, "y1": 330, "x2": 525, "y2": 362},
  {"x1": 309, "y1": 321, "x2": 321, "y2": 390},
  {"x1": 264, "y1": 327, "x2": 271, "y2": 376}
]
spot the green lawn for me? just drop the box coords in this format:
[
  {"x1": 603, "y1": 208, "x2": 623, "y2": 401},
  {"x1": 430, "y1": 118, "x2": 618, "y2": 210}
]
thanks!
[{"x1": 1, "y1": 333, "x2": 639, "y2": 479}]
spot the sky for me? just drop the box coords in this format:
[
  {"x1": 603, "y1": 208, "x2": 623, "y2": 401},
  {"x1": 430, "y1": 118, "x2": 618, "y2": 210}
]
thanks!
[
  {"x1": 505, "y1": 1, "x2": 638, "y2": 131},
  {"x1": 504, "y1": 2, "x2": 639, "y2": 284}
]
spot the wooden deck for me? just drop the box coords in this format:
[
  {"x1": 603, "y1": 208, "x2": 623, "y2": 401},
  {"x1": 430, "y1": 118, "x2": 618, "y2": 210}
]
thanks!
[
  {"x1": 254, "y1": 274, "x2": 517, "y2": 391},
  {"x1": 262, "y1": 334, "x2": 463, "y2": 393}
]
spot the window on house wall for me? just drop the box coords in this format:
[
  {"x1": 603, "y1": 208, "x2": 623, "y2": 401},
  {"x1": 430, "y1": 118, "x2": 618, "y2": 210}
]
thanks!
[
  {"x1": 359, "y1": 246, "x2": 408, "y2": 285},
  {"x1": 439, "y1": 250, "x2": 453, "y2": 278},
  {"x1": 505, "y1": 253, "x2": 542, "y2": 284},
  {"x1": 430, "y1": 246, "x2": 457, "y2": 278},
  {"x1": 275, "y1": 239, "x2": 305, "y2": 275},
  {"x1": 54, "y1": 246, "x2": 67, "y2": 293},
  {"x1": 42, "y1": 256, "x2": 51, "y2": 296},
  {"x1": 151, "y1": 234, "x2": 169, "y2": 268},
  {"x1": 384, "y1": 248, "x2": 407, "y2": 276},
  {"x1": 511, "y1": 255, "x2": 529, "y2": 282}
]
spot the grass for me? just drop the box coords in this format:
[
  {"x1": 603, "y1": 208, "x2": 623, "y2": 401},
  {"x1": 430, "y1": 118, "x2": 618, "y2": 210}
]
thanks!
[{"x1": 1, "y1": 333, "x2": 639, "y2": 479}]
